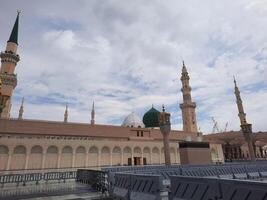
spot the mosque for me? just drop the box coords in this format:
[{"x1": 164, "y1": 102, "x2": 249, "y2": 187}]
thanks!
[{"x1": 1, "y1": 13, "x2": 265, "y2": 172}]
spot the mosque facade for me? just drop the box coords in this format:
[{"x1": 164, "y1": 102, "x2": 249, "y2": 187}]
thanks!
[{"x1": 6, "y1": 13, "x2": 266, "y2": 171}]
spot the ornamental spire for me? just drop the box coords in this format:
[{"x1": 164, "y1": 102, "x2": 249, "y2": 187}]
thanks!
[
  {"x1": 91, "y1": 101, "x2": 95, "y2": 125},
  {"x1": 64, "y1": 103, "x2": 68, "y2": 123},
  {"x1": 233, "y1": 76, "x2": 247, "y2": 125},
  {"x1": 18, "y1": 97, "x2": 24, "y2": 120},
  {"x1": 8, "y1": 10, "x2": 20, "y2": 45}
]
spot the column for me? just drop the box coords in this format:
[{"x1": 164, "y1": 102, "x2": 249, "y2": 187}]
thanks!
[
  {"x1": 110, "y1": 152, "x2": 112, "y2": 166},
  {"x1": 131, "y1": 152, "x2": 134, "y2": 166},
  {"x1": 24, "y1": 153, "x2": 30, "y2": 170},
  {"x1": 57, "y1": 152, "x2": 61, "y2": 169},
  {"x1": 121, "y1": 152, "x2": 123, "y2": 166},
  {"x1": 85, "y1": 152, "x2": 89, "y2": 167},
  {"x1": 41, "y1": 152, "x2": 46, "y2": 169},
  {"x1": 175, "y1": 148, "x2": 178, "y2": 164},
  {"x1": 97, "y1": 153, "x2": 100, "y2": 168},
  {"x1": 72, "y1": 153, "x2": 75, "y2": 168},
  {"x1": 6, "y1": 152, "x2": 12, "y2": 170},
  {"x1": 150, "y1": 151, "x2": 152, "y2": 165},
  {"x1": 141, "y1": 151, "x2": 144, "y2": 165}
]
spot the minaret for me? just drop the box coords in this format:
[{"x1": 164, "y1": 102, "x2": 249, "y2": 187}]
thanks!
[
  {"x1": 234, "y1": 77, "x2": 247, "y2": 125},
  {"x1": 91, "y1": 101, "x2": 95, "y2": 125},
  {"x1": 18, "y1": 97, "x2": 24, "y2": 120},
  {"x1": 0, "y1": 12, "x2": 20, "y2": 118},
  {"x1": 64, "y1": 104, "x2": 68, "y2": 123},
  {"x1": 179, "y1": 61, "x2": 198, "y2": 132},
  {"x1": 234, "y1": 77, "x2": 255, "y2": 161}
]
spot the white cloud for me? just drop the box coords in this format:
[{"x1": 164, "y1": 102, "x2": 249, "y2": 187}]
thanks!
[{"x1": 0, "y1": 0, "x2": 266, "y2": 133}]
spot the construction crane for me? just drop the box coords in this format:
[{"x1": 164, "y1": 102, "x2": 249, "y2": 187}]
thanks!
[
  {"x1": 211, "y1": 117, "x2": 228, "y2": 133},
  {"x1": 212, "y1": 117, "x2": 220, "y2": 133}
]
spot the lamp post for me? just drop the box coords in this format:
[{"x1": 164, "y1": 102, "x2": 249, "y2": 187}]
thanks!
[{"x1": 159, "y1": 105, "x2": 171, "y2": 165}]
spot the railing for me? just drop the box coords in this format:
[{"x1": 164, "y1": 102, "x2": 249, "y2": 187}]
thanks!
[
  {"x1": 76, "y1": 169, "x2": 108, "y2": 193},
  {"x1": 110, "y1": 162, "x2": 267, "y2": 199},
  {"x1": 0, "y1": 171, "x2": 76, "y2": 187}
]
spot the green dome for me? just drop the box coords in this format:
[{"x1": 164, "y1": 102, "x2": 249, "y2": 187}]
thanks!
[{"x1": 143, "y1": 107, "x2": 160, "y2": 128}]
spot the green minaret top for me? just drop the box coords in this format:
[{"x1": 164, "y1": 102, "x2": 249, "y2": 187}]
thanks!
[{"x1": 7, "y1": 11, "x2": 20, "y2": 45}]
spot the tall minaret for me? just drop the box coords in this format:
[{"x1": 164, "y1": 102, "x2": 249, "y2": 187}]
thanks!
[
  {"x1": 234, "y1": 77, "x2": 255, "y2": 161},
  {"x1": 234, "y1": 77, "x2": 247, "y2": 125},
  {"x1": 91, "y1": 101, "x2": 95, "y2": 125},
  {"x1": 0, "y1": 12, "x2": 20, "y2": 118},
  {"x1": 179, "y1": 61, "x2": 198, "y2": 132},
  {"x1": 18, "y1": 97, "x2": 24, "y2": 120},
  {"x1": 64, "y1": 104, "x2": 68, "y2": 123}
]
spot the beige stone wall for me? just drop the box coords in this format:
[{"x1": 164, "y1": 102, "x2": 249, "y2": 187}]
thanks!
[{"x1": 0, "y1": 134, "x2": 180, "y2": 171}]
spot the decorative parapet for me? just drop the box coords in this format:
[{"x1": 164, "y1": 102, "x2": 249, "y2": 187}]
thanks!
[
  {"x1": 0, "y1": 73, "x2": 17, "y2": 88},
  {"x1": 0, "y1": 51, "x2": 20, "y2": 64}
]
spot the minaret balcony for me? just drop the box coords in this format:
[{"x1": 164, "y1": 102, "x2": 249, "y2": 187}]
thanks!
[
  {"x1": 0, "y1": 51, "x2": 20, "y2": 63},
  {"x1": 179, "y1": 102, "x2": 196, "y2": 109}
]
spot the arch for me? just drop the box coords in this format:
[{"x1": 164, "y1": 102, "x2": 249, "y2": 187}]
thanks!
[
  {"x1": 0, "y1": 145, "x2": 8, "y2": 154},
  {"x1": 101, "y1": 146, "x2": 110, "y2": 154},
  {"x1": 75, "y1": 146, "x2": 86, "y2": 168},
  {"x1": 62, "y1": 146, "x2": 73, "y2": 154},
  {"x1": 11, "y1": 145, "x2": 26, "y2": 170},
  {"x1": 152, "y1": 147, "x2": 160, "y2": 164},
  {"x1": 89, "y1": 146, "x2": 98, "y2": 153},
  {"x1": 76, "y1": 146, "x2": 86, "y2": 153},
  {"x1": 31, "y1": 145, "x2": 43, "y2": 154},
  {"x1": 112, "y1": 146, "x2": 122, "y2": 166},
  {"x1": 143, "y1": 147, "x2": 151, "y2": 165},
  {"x1": 14, "y1": 145, "x2": 26, "y2": 154},
  {"x1": 0, "y1": 145, "x2": 8, "y2": 170},
  {"x1": 123, "y1": 146, "x2": 132, "y2": 165},
  {"x1": 45, "y1": 146, "x2": 59, "y2": 169},
  {"x1": 88, "y1": 146, "x2": 99, "y2": 167},
  {"x1": 47, "y1": 146, "x2": 58, "y2": 154},
  {"x1": 170, "y1": 147, "x2": 176, "y2": 164},
  {"x1": 133, "y1": 147, "x2": 141, "y2": 155},
  {"x1": 28, "y1": 145, "x2": 43, "y2": 169},
  {"x1": 101, "y1": 146, "x2": 110, "y2": 166},
  {"x1": 61, "y1": 146, "x2": 73, "y2": 168}
]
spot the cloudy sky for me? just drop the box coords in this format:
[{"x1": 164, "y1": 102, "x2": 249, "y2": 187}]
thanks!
[{"x1": 0, "y1": 0, "x2": 266, "y2": 133}]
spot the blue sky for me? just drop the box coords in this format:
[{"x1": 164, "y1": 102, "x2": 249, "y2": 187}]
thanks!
[{"x1": 0, "y1": 0, "x2": 267, "y2": 133}]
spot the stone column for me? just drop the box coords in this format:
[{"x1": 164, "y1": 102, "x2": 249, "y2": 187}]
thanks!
[
  {"x1": 121, "y1": 152, "x2": 123, "y2": 165},
  {"x1": 57, "y1": 152, "x2": 61, "y2": 169},
  {"x1": 150, "y1": 151, "x2": 152, "y2": 164},
  {"x1": 141, "y1": 151, "x2": 144, "y2": 165},
  {"x1": 85, "y1": 152, "x2": 89, "y2": 167},
  {"x1": 97, "y1": 153, "x2": 100, "y2": 168},
  {"x1": 41, "y1": 152, "x2": 46, "y2": 169},
  {"x1": 175, "y1": 148, "x2": 178, "y2": 164},
  {"x1": 24, "y1": 153, "x2": 30, "y2": 170},
  {"x1": 6, "y1": 152, "x2": 12, "y2": 170},
  {"x1": 110, "y1": 152, "x2": 112, "y2": 166},
  {"x1": 131, "y1": 152, "x2": 134, "y2": 166},
  {"x1": 72, "y1": 153, "x2": 75, "y2": 168}
]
